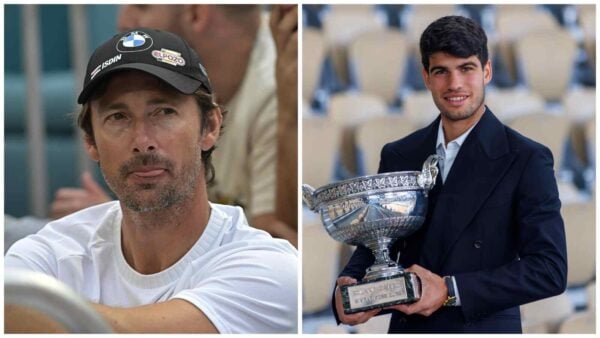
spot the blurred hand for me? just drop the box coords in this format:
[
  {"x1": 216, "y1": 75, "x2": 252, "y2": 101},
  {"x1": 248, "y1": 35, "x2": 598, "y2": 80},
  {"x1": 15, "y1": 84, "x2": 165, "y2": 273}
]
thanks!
[
  {"x1": 385, "y1": 264, "x2": 447, "y2": 317},
  {"x1": 269, "y1": 4, "x2": 299, "y2": 228},
  {"x1": 50, "y1": 171, "x2": 111, "y2": 219},
  {"x1": 269, "y1": 4, "x2": 298, "y2": 115},
  {"x1": 335, "y1": 276, "x2": 381, "y2": 325}
]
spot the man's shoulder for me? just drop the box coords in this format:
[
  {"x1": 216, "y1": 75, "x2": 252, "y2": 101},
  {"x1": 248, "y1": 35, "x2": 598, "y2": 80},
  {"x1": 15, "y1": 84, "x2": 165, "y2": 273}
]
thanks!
[
  {"x1": 207, "y1": 203, "x2": 297, "y2": 258},
  {"x1": 503, "y1": 124, "x2": 552, "y2": 156},
  {"x1": 32, "y1": 202, "x2": 118, "y2": 253},
  {"x1": 380, "y1": 124, "x2": 433, "y2": 160},
  {"x1": 6, "y1": 202, "x2": 120, "y2": 271},
  {"x1": 51, "y1": 201, "x2": 119, "y2": 231}
]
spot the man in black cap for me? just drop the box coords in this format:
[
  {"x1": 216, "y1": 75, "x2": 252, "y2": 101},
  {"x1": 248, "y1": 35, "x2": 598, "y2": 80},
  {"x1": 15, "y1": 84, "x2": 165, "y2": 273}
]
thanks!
[
  {"x1": 49, "y1": 5, "x2": 298, "y2": 249},
  {"x1": 6, "y1": 28, "x2": 298, "y2": 333}
]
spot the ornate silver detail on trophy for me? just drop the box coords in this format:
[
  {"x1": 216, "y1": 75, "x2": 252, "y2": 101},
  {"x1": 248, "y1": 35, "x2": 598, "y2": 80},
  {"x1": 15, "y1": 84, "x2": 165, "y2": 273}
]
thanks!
[{"x1": 302, "y1": 155, "x2": 439, "y2": 314}]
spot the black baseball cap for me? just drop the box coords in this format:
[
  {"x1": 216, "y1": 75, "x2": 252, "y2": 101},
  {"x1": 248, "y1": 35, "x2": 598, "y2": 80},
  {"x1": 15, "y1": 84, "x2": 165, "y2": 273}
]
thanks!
[{"x1": 78, "y1": 28, "x2": 212, "y2": 104}]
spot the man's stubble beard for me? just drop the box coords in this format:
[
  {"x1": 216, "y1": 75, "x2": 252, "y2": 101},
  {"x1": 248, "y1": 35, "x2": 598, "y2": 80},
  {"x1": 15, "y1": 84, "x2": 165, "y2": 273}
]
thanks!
[
  {"x1": 438, "y1": 89, "x2": 486, "y2": 122},
  {"x1": 100, "y1": 149, "x2": 203, "y2": 213}
]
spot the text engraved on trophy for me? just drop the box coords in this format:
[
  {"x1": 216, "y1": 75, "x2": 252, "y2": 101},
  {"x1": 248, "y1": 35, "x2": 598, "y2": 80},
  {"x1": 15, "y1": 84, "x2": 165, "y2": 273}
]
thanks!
[{"x1": 348, "y1": 278, "x2": 408, "y2": 309}]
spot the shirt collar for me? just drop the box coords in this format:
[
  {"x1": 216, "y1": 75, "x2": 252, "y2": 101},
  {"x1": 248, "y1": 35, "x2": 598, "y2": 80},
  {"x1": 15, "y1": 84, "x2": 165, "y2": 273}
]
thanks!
[{"x1": 436, "y1": 118, "x2": 478, "y2": 150}]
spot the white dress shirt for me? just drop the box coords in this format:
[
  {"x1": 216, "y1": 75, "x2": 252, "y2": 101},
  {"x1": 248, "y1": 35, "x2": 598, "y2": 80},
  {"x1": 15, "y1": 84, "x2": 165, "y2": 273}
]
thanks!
[
  {"x1": 434, "y1": 118, "x2": 479, "y2": 307},
  {"x1": 435, "y1": 120, "x2": 478, "y2": 183}
]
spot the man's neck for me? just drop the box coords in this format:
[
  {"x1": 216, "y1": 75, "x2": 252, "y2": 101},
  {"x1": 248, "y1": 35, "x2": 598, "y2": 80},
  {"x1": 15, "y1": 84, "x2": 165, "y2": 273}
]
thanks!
[
  {"x1": 119, "y1": 190, "x2": 210, "y2": 275},
  {"x1": 441, "y1": 105, "x2": 486, "y2": 145}
]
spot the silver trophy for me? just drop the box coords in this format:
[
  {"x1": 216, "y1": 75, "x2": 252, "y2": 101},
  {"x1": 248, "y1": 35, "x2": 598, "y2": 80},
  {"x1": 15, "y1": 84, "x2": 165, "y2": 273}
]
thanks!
[{"x1": 302, "y1": 155, "x2": 439, "y2": 314}]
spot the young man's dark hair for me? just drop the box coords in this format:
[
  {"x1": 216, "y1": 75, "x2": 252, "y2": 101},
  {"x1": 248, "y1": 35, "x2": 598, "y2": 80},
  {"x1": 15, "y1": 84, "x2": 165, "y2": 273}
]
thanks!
[{"x1": 419, "y1": 15, "x2": 489, "y2": 71}]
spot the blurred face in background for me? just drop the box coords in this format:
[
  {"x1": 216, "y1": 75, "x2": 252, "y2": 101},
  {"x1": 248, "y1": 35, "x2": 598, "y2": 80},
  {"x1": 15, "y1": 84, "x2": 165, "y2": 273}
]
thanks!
[
  {"x1": 422, "y1": 52, "x2": 492, "y2": 124},
  {"x1": 118, "y1": 5, "x2": 186, "y2": 37}
]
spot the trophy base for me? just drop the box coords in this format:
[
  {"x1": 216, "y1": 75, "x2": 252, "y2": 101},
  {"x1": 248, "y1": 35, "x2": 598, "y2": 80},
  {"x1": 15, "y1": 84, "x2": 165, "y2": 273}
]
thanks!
[{"x1": 340, "y1": 272, "x2": 421, "y2": 314}]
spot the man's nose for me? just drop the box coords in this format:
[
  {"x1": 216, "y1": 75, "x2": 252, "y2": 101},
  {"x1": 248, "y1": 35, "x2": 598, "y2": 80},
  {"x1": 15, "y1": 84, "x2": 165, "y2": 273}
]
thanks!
[
  {"x1": 448, "y1": 71, "x2": 463, "y2": 91},
  {"x1": 132, "y1": 122, "x2": 156, "y2": 153}
]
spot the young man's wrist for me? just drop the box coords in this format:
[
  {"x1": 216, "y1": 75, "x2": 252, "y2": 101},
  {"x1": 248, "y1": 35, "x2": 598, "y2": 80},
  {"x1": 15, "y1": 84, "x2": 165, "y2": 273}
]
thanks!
[{"x1": 442, "y1": 275, "x2": 461, "y2": 306}]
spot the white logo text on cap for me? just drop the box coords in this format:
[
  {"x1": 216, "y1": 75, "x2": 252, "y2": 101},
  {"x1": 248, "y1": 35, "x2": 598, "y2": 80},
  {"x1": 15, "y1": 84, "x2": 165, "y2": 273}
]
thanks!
[{"x1": 90, "y1": 54, "x2": 122, "y2": 80}]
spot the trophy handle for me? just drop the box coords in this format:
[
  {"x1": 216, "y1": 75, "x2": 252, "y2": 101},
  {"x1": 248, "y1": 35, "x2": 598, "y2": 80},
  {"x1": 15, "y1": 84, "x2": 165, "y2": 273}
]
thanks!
[
  {"x1": 417, "y1": 155, "x2": 439, "y2": 192},
  {"x1": 302, "y1": 184, "x2": 317, "y2": 210}
]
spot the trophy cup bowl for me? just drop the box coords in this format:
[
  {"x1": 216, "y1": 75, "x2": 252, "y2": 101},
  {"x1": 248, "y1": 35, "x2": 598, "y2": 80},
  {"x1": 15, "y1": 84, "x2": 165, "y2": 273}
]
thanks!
[{"x1": 302, "y1": 155, "x2": 439, "y2": 314}]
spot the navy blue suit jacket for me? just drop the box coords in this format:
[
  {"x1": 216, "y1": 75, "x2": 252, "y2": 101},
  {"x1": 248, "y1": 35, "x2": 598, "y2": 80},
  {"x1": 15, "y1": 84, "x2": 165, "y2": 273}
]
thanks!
[{"x1": 334, "y1": 108, "x2": 567, "y2": 333}]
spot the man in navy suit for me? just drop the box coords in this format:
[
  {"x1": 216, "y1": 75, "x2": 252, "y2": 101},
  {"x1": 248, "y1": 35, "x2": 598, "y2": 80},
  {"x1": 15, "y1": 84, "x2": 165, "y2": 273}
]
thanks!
[{"x1": 332, "y1": 15, "x2": 567, "y2": 333}]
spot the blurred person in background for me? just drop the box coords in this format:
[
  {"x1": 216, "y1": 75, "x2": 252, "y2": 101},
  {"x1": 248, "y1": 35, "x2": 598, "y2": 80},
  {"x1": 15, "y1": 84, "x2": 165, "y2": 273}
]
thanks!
[
  {"x1": 270, "y1": 4, "x2": 298, "y2": 230},
  {"x1": 49, "y1": 4, "x2": 298, "y2": 247},
  {"x1": 6, "y1": 28, "x2": 297, "y2": 333},
  {"x1": 333, "y1": 15, "x2": 567, "y2": 333}
]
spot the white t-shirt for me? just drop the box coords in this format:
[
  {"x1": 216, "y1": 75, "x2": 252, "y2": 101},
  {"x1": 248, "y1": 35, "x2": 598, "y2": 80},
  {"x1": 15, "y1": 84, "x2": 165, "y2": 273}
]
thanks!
[
  {"x1": 210, "y1": 14, "x2": 277, "y2": 218},
  {"x1": 5, "y1": 201, "x2": 298, "y2": 334}
]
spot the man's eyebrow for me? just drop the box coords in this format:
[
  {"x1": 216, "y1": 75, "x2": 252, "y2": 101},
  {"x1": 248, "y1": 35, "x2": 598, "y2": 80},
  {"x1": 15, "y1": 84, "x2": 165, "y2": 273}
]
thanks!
[
  {"x1": 97, "y1": 97, "x2": 177, "y2": 115},
  {"x1": 146, "y1": 97, "x2": 177, "y2": 105},
  {"x1": 429, "y1": 61, "x2": 479, "y2": 73},
  {"x1": 97, "y1": 102, "x2": 128, "y2": 116},
  {"x1": 429, "y1": 65, "x2": 448, "y2": 73},
  {"x1": 458, "y1": 61, "x2": 478, "y2": 68}
]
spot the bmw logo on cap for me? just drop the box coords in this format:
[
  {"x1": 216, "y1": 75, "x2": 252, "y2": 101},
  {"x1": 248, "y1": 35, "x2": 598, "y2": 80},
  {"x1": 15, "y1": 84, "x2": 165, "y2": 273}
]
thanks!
[{"x1": 116, "y1": 31, "x2": 153, "y2": 53}]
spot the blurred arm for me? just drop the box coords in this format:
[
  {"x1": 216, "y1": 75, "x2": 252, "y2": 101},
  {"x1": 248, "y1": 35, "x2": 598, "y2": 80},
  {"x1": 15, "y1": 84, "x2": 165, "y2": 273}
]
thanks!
[
  {"x1": 269, "y1": 5, "x2": 298, "y2": 229},
  {"x1": 91, "y1": 300, "x2": 218, "y2": 333}
]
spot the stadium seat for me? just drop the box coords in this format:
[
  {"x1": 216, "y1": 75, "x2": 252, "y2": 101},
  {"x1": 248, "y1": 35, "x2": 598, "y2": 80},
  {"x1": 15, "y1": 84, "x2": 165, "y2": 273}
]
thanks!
[
  {"x1": 322, "y1": 6, "x2": 386, "y2": 87},
  {"x1": 348, "y1": 29, "x2": 409, "y2": 106},
  {"x1": 302, "y1": 116, "x2": 340, "y2": 188},
  {"x1": 355, "y1": 115, "x2": 415, "y2": 175},
  {"x1": 328, "y1": 92, "x2": 388, "y2": 176},
  {"x1": 495, "y1": 6, "x2": 560, "y2": 85},
  {"x1": 303, "y1": 28, "x2": 327, "y2": 103},
  {"x1": 561, "y1": 201, "x2": 595, "y2": 287},
  {"x1": 508, "y1": 113, "x2": 571, "y2": 172},
  {"x1": 515, "y1": 29, "x2": 577, "y2": 101}
]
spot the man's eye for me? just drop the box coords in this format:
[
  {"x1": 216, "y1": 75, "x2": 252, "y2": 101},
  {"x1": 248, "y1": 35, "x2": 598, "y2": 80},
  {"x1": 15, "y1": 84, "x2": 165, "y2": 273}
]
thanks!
[
  {"x1": 157, "y1": 108, "x2": 176, "y2": 115},
  {"x1": 107, "y1": 112, "x2": 126, "y2": 121}
]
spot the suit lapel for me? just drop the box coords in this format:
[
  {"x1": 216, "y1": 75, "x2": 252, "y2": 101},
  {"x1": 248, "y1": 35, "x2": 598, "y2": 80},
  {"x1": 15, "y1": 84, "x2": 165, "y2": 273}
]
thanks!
[
  {"x1": 419, "y1": 108, "x2": 517, "y2": 271},
  {"x1": 390, "y1": 117, "x2": 440, "y2": 172}
]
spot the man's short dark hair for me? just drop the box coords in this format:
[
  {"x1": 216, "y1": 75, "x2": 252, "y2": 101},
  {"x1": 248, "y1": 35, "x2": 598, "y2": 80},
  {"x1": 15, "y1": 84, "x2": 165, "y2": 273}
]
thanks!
[{"x1": 419, "y1": 15, "x2": 489, "y2": 71}]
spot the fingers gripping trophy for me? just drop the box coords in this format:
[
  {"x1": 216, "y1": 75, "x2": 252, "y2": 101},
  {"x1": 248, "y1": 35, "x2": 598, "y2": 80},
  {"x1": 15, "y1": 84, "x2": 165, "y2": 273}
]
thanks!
[{"x1": 303, "y1": 155, "x2": 439, "y2": 314}]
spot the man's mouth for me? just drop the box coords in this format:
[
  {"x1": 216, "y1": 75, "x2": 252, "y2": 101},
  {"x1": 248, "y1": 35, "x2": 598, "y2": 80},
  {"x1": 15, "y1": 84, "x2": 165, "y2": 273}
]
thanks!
[
  {"x1": 445, "y1": 95, "x2": 469, "y2": 106},
  {"x1": 130, "y1": 167, "x2": 166, "y2": 178},
  {"x1": 445, "y1": 95, "x2": 468, "y2": 102}
]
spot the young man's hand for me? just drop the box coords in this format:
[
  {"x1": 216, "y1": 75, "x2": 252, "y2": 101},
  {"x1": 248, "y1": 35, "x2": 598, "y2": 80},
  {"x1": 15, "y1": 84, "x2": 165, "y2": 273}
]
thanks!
[
  {"x1": 334, "y1": 276, "x2": 381, "y2": 325},
  {"x1": 385, "y1": 264, "x2": 447, "y2": 317}
]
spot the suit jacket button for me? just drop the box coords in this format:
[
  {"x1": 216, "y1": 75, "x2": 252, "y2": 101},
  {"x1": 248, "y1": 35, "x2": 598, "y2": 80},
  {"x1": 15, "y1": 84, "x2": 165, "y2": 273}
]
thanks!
[{"x1": 473, "y1": 240, "x2": 483, "y2": 249}]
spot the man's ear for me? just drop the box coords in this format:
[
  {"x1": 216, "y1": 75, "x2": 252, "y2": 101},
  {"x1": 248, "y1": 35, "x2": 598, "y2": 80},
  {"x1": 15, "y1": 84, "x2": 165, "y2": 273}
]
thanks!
[
  {"x1": 200, "y1": 107, "x2": 222, "y2": 151},
  {"x1": 421, "y1": 67, "x2": 431, "y2": 91},
  {"x1": 187, "y1": 5, "x2": 211, "y2": 34},
  {"x1": 84, "y1": 135, "x2": 100, "y2": 162},
  {"x1": 483, "y1": 59, "x2": 493, "y2": 85}
]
